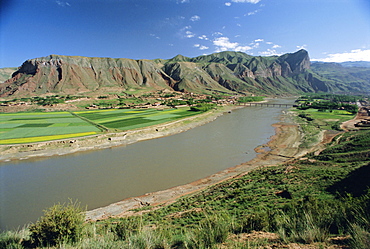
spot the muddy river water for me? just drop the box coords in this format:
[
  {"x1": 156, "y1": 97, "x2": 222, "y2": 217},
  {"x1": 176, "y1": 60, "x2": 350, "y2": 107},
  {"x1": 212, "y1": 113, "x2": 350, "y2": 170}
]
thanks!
[{"x1": 0, "y1": 98, "x2": 294, "y2": 230}]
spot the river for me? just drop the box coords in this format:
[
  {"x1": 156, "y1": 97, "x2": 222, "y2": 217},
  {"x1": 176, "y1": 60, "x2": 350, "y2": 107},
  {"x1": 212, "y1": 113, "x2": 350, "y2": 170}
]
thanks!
[{"x1": 0, "y1": 98, "x2": 293, "y2": 231}]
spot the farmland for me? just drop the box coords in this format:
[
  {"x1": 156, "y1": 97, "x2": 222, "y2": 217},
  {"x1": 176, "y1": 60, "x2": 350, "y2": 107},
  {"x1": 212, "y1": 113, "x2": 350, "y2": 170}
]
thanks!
[
  {"x1": 75, "y1": 108, "x2": 200, "y2": 131},
  {"x1": 0, "y1": 112, "x2": 100, "y2": 144},
  {"x1": 0, "y1": 108, "x2": 201, "y2": 144}
]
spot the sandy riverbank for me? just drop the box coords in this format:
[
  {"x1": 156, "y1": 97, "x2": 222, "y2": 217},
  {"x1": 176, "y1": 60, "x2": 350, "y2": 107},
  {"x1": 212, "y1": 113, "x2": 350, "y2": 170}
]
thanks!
[
  {"x1": 85, "y1": 109, "x2": 323, "y2": 221},
  {"x1": 0, "y1": 106, "x2": 239, "y2": 163}
]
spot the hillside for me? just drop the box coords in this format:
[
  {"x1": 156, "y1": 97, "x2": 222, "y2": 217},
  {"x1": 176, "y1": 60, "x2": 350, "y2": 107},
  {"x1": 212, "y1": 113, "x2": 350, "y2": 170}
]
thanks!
[
  {"x1": 0, "y1": 67, "x2": 18, "y2": 83},
  {"x1": 2, "y1": 50, "x2": 367, "y2": 97},
  {"x1": 311, "y1": 62, "x2": 370, "y2": 93}
]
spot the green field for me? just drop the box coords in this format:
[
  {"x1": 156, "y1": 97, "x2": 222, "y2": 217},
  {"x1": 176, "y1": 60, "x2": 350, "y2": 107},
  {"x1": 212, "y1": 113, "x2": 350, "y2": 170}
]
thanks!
[
  {"x1": 75, "y1": 108, "x2": 199, "y2": 131},
  {"x1": 0, "y1": 112, "x2": 100, "y2": 144},
  {"x1": 0, "y1": 108, "x2": 200, "y2": 144},
  {"x1": 295, "y1": 108, "x2": 355, "y2": 130}
]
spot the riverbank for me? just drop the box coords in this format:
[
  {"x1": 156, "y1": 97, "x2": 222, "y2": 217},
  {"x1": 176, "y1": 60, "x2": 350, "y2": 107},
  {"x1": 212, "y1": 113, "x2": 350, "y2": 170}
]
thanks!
[
  {"x1": 0, "y1": 106, "x2": 239, "y2": 163},
  {"x1": 86, "y1": 109, "x2": 322, "y2": 221}
]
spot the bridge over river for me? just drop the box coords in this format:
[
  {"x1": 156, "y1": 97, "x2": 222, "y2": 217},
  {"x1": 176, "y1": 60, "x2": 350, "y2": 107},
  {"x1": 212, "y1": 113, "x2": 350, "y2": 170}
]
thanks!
[{"x1": 243, "y1": 102, "x2": 294, "y2": 108}]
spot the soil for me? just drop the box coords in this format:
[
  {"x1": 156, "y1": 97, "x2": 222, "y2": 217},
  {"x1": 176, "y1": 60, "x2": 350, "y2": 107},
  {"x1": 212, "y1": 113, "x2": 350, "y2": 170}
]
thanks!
[{"x1": 340, "y1": 106, "x2": 369, "y2": 131}]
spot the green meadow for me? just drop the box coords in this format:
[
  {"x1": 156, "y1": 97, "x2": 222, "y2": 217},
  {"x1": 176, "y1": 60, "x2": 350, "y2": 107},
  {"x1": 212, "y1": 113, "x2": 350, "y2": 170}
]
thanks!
[{"x1": 0, "y1": 108, "x2": 200, "y2": 144}]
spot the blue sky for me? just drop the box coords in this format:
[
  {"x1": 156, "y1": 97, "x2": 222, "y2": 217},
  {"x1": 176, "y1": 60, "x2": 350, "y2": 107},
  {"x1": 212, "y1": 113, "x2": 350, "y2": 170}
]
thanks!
[{"x1": 1, "y1": 0, "x2": 370, "y2": 68}]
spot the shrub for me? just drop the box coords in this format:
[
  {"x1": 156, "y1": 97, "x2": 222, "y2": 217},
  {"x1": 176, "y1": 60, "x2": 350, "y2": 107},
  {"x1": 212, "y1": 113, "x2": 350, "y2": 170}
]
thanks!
[{"x1": 28, "y1": 200, "x2": 85, "y2": 247}]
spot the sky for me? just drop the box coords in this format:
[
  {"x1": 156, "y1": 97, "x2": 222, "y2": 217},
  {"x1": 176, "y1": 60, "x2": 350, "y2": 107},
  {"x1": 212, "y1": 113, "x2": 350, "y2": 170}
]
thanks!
[{"x1": 1, "y1": 0, "x2": 370, "y2": 68}]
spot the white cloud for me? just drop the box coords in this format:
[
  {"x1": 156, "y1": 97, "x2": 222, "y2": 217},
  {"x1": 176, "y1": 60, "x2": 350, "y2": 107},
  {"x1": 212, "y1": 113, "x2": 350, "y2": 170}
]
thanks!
[
  {"x1": 190, "y1": 15, "x2": 200, "y2": 22},
  {"x1": 225, "y1": 2, "x2": 232, "y2": 6},
  {"x1": 296, "y1": 44, "x2": 307, "y2": 50},
  {"x1": 198, "y1": 35, "x2": 209, "y2": 40},
  {"x1": 266, "y1": 42, "x2": 273, "y2": 45},
  {"x1": 232, "y1": 0, "x2": 261, "y2": 3},
  {"x1": 254, "y1": 39, "x2": 264, "y2": 42},
  {"x1": 194, "y1": 44, "x2": 209, "y2": 50},
  {"x1": 56, "y1": 1, "x2": 71, "y2": 7},
  {"x1": 150, "y1": 34, "x2": 160, "y2": 39},
  {"x1": 272, "y1": 44, "x2": 281, "y2": 48},
  {"x1": 178, "y1": 0, "x2": 189, "y2": 3},
  {"x1": 212, "y1": 32, "x2": 224, "y2": 36},
  {"x1": 213, "y1": 37, "x2": 252, "y2": 52},
  {"x1": 246, "y1": 9, "x2": 260, "y2": 16},
  {"x1": 259, "y1": 49, "x2": 281, "y2": 56},
  {"x1": 178, "y1": 26, "x2": 195, "y2": 38},
  {"x1": 185, "y1": 31, "x2": 195, "y2": 38},
  {"x1": 313, "y1": 49, "x2": 370, "y2": 63}
]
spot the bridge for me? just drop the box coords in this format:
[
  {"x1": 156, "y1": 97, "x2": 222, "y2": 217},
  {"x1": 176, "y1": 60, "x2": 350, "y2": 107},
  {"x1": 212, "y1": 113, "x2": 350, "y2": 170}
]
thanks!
[{"x1": 242, "y1": 102, "x2": 294, "y2": 108}]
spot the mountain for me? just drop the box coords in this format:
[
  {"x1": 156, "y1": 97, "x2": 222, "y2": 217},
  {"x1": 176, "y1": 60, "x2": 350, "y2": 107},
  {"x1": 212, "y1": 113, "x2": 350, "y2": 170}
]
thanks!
[
  {"x1": 340, "y1": 61, "x2": 370, "y2": 68},
  {"x1": 0, "y1": 67, "x2": 18, "y2": 83},
  {"x1": 1, "y1": 50, "x2": 368, "y2": 97},
  {"x1": 311, "y1": 62, "x2": 370, "y2": 93}
]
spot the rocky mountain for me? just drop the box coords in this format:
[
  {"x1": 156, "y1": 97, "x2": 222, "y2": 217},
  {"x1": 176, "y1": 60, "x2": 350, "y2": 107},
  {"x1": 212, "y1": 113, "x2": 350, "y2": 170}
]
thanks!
[{"x1": 1, "y1": 50, "x2": 368, "y2": 97}]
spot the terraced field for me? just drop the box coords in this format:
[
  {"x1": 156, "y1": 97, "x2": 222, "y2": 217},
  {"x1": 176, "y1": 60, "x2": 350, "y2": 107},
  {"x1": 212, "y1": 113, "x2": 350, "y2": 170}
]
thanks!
[{"x1": 0, "y1": 108, "x2": 200, "y2": 144}]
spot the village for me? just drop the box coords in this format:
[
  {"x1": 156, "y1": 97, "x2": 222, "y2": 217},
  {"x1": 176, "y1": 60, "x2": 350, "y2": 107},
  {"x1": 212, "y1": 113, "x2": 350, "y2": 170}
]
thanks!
[{"x1": 0, "y1": 89, "x2": 257, "y2": 112}]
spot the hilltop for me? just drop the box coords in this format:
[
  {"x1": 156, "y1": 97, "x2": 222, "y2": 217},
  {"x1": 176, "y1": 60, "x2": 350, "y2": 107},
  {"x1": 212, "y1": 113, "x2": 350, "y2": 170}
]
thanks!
[{"x1": 2, "y1": 50, "x2": 369, "y2": 98}]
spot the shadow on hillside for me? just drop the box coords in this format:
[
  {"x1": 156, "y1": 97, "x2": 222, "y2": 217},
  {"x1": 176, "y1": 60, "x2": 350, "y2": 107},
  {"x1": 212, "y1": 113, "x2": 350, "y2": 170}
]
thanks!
[{"x1": 327, "y1": 163, "x2": 370, "y2": 197}]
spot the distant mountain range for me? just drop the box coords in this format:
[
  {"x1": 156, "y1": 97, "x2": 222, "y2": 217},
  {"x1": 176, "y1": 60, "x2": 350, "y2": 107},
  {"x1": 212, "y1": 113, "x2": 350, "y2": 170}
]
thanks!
[
  {"x1": 1, "y1": 50, "x2": 369, "y2": 97},
  {"x1": 339, "y1": 61, "x2": 370, "y2": 68}
]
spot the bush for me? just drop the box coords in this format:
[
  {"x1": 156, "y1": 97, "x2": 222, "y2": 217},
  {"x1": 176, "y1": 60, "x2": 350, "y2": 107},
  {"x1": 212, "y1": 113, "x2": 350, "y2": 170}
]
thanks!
[{"x1": 28, "y1": 200, "x2": 85, "y2": 247}]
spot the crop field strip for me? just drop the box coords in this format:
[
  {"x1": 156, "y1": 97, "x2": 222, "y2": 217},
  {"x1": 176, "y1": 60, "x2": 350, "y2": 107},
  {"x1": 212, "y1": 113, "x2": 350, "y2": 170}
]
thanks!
[
  {"x1": 0, "y1": 108, "x2": 200, "y2": 144},
  {"x1": 77, "y1": 108, "x2": 199, "y2": 131},
  {"x1": 0, "y1": 112, "x2": 100, "y2": 144}
]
